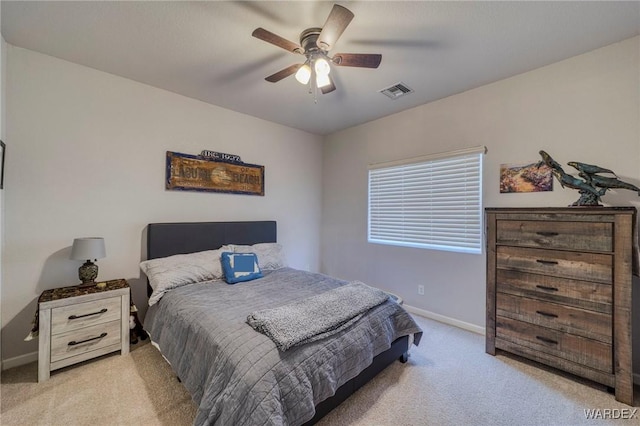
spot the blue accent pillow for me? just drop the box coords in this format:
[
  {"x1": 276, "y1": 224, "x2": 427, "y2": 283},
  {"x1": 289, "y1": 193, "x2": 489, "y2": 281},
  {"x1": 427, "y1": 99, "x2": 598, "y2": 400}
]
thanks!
[{"x1": 221, "y1": 252, "x2": 263, "y2": 284}]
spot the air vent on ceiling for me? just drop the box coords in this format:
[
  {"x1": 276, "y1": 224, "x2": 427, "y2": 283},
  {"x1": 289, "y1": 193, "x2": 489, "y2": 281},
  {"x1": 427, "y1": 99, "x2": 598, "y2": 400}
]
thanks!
[{"x1": 379, "y1": 82, "x2": 413, "y2": 100}]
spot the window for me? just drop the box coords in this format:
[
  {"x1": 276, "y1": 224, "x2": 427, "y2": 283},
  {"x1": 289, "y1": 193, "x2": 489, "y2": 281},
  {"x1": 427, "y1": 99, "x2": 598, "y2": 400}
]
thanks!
[{"x1": 368, "y1": 146, "x2": 485, "y2": 254}]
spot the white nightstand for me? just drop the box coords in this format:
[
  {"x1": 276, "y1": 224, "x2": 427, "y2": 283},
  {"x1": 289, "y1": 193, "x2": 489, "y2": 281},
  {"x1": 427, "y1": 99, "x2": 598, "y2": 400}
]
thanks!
[{"x1": 37, "y1": 279, "x2": 130, "y2": 382}]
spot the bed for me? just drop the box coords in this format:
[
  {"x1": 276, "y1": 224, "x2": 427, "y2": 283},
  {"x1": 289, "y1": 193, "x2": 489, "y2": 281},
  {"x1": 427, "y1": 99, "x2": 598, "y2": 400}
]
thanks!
[{"x1": 142, "y1": 221, "x2": 422, "y2": 425}]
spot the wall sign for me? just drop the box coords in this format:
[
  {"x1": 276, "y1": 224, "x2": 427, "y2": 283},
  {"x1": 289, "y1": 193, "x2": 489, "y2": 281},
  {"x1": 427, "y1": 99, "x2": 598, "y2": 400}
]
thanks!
[{"x1": 166, "y1": 151, "x2": 264, "y2": 196}]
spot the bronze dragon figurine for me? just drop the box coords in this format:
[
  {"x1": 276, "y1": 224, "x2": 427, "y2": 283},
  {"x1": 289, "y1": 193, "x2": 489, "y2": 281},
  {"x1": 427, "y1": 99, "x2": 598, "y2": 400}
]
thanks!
[{"x1": 539, "y1": 150, "x2": 639, "y2": 206}]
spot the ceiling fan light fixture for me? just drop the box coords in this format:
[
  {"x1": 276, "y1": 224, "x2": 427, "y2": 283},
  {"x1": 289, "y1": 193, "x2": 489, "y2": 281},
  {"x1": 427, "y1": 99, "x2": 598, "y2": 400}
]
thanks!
[
  {"x1": 295, "y1": 63, "x2": 311, "y2": 85},
  {"x1": 252, "y1": 4, "x2": 381, "y2": 96},
  {"x1": 316, "y1": 72, "x2": 331, "y2": 88},
  {"x1": 314, "y1": 57, "x2": 331, "y2": 75}
]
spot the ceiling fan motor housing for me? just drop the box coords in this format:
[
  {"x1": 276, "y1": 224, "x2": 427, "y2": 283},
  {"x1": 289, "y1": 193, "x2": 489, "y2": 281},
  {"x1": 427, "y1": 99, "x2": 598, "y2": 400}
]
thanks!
[{"x1": 300, "y1": 28, "x2": 324, "y2": 54}]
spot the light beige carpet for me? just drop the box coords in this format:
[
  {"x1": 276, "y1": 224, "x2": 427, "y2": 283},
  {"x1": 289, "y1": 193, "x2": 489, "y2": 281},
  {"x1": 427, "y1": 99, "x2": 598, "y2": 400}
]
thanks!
[{"x1": 2, "y1": 315, "x2": 637, "y2": 425}]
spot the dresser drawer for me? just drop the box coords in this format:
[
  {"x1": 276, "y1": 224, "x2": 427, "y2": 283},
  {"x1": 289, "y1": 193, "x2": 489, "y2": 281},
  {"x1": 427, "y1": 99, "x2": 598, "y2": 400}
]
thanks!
[
  {"x1": 51, "y1": 296, "x2": 121, "y2": 335},
  {"x1": 496, "y1": 293, "x2": 611, "y2": 343},
  {"x1": 496, "y1": 220, "x2": 612, "y2": 252},
  {"x1": 50, "y1": 320, "x2": 121, "y2": 363},
  {"x1": 496, "y1": 246, "x2": 612, "y2": 284},
  {"x1": 496, "y1": 269, "x2": 612, "y2": 313},
  {"x1": 496, "y1": 316, "x2": 612, "y2": 373}
]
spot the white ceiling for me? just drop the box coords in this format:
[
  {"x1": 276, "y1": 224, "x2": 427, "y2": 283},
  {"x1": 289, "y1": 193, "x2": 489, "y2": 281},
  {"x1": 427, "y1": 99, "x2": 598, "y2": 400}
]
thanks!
[{"x1": 2, "y1": 1, "x2": 639, "y2": 136}]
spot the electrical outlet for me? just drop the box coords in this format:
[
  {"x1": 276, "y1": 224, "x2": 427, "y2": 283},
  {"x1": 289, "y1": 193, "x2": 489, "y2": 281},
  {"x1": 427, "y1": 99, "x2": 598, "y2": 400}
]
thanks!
[{"x1": 418, "y1": 285, "x2": 425, "y2": 295}]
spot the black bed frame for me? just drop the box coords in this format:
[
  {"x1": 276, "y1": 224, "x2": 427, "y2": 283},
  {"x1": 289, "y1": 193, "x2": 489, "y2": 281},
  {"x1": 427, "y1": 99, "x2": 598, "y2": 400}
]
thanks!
[{"x1": 146, "y1": 221, "x2": 409, "y2": 425}]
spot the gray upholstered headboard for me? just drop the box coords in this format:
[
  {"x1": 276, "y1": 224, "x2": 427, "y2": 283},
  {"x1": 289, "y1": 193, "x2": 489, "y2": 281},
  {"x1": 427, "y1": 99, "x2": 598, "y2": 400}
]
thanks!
[
  {"x1": 146, "y1": 221, "x2": 277, "y2": 260},
  {"x1": 145, "y1": 221, "x2": 277, "y2": 296}
]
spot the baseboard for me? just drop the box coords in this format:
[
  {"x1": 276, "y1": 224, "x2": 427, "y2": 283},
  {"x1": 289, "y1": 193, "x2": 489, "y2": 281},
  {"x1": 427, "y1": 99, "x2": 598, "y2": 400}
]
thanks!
[
  {"x1": 404, "y1": 304, "x2": 485, "y2": 336},
  {"x1": 2, "y1": 350, "x2": 38, "y2": 371}
]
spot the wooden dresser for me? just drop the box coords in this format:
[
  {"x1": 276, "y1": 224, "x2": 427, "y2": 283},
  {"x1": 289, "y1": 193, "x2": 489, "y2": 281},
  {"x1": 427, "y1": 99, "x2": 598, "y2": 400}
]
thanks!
[{"x1": 485, "y1": 207, "x2": 637, "y2": 405}]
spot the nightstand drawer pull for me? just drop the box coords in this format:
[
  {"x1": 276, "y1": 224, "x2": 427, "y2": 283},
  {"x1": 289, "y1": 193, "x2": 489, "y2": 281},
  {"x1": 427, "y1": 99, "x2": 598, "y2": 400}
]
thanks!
[
  {"x1": 536, "y1": 285, "x2": 559, "y2": 292},
  {"x1": 536, "y1": 231, "x2": 559, "y2": 237},
  {"x1": 68, "y1": 308, "x2": 108, "y2": 320},
  {"x1": 535, "y1": 335, "x2": 558, "y2": 345},
  {"x1": 536, "y1": 310, "x2": 558, "y2": 318},
  {"x1": 536, "y1": 259, "x2": 559, "y2": 265},
  {"x1": 68, "y1": 332, "x2": 108, "y2": 346}
]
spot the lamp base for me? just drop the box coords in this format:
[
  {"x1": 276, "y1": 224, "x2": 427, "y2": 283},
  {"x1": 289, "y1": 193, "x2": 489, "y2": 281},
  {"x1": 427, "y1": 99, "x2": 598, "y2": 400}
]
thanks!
[{"x1": 78, "y1": 260, "x2": 98, "y2": 285}]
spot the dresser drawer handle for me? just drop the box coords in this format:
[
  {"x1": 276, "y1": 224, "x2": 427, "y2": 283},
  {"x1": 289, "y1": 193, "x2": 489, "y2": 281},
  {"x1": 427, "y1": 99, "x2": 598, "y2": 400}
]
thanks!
[
  {"x1": 68, "y1": 332, "x2": 108, "y2": 346},
  {"x1": 536, "y1": 232, "x2": 559, "y2": 237},
  {"x1": 535, "y1": 336, "x2": 558, "y2": 345},
  {"x1": 536, "y1": 285, "x2": 559, "y2": 292},
  {"x1": 68, "y1": 308, "x2": 108, "y2": 320},
  {"x1": 536, "y1": 259, "x2": 559, "y2": 265},
  {"x1": 536, "y1": 310, "x2": 558, "y2": 318}
]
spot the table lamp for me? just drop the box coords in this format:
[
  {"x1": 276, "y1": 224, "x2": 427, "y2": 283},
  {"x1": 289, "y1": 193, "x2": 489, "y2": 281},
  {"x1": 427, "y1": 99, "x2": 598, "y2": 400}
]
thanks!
[{"x1": 70, "y1": 237, "x2": 106, "y2": 286}]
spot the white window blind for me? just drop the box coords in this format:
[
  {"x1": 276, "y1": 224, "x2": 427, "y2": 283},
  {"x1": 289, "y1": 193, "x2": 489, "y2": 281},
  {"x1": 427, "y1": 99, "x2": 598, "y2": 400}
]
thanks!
[{"x1": 368, "y1": 146, "x2": 485, "y2": 254}]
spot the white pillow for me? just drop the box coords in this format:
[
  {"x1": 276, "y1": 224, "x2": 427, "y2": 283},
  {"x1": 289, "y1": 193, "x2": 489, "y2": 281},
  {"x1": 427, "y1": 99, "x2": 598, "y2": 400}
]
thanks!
[
  {"x1": 141, "y1": 248, "x2": 227, "y2": 306},
  {"x1": 227, "y1": 243, "x2": 287, "y2": 270}
]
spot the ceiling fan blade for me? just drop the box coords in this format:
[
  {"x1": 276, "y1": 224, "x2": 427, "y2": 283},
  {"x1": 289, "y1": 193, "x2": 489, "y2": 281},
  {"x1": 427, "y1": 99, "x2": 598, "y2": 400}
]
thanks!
[
  {"x1": 317, "y1": 5, "x2": 354, "y2": 51},
  {"x1": 265, "y1": 64, "x2": 303, "y2": 83},
  {"x1": 320, "y1": 74, "x2": 336, "y2": 94},
  {"x1": 332, "y1": 53, "x2": 382, "y2": 68},
  {"x1": 252, "y1": 28, "x2": 303, "y2": 54}
]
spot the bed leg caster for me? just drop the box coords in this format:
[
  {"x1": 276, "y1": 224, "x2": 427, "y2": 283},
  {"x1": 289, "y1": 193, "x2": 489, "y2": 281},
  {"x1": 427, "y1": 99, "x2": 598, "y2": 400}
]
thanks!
[{"x1": 399, "y1": 352, "x2": 408, "y2": 363}]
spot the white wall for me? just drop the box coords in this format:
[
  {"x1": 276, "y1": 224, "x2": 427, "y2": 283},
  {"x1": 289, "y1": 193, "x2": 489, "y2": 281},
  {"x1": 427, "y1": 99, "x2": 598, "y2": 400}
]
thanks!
[
  {"x1": 322, "y1": 37, "x2": 640, "y2": 329},
  {"x1": 2, "y1": 46, "x2": 323, "y2": 364}
]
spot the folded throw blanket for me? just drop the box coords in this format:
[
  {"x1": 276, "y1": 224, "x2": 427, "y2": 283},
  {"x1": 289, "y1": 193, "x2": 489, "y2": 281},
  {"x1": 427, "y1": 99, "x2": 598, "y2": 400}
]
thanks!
[{"x1": 247, "y1": 281, "x2": 389, "y2": 351}]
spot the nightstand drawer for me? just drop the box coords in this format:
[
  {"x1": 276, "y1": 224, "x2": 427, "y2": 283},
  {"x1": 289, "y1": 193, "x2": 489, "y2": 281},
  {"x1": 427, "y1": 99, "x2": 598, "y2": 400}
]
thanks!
[
  {"x1": 496, "y1": 293, "x2": 611, "y2": 343},
  {"x1": 496, "y1": 246, "x2": 612, "y2": 284},
  {"x1": 50, "y1": 320, "x2": 121, "y2": 363},
  {"x1": 496, "y1": 220, "x2": 612, "y2": 252},
  {"x1": 496, "y1": 316, "x2": 612, "y2": 373},
  {"x1": 51, "y1": 296, "x2": 121, "y2": 335}
]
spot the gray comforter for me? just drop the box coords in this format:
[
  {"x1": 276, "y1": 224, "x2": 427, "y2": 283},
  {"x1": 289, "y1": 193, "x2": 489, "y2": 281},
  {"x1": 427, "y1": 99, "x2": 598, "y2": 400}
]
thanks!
[{"x1": 144, "y1": 268, "x2": 422, "y2": 426}]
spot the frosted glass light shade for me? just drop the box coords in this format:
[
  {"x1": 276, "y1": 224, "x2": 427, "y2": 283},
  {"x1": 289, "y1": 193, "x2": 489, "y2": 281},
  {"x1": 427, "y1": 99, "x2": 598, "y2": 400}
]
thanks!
[
  {"x1": 316, "y1": 72, "x2": 331, "y2": 88},
  {"x1": 295, "y1": 64, "x2": 311, "y2": 85},
  {"x1": 314, "y1": 58, "x2": 331, "y2": 75}
]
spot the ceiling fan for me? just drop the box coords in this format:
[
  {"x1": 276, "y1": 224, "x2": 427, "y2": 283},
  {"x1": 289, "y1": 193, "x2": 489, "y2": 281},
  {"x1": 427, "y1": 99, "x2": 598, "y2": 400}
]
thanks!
[{"x1": 252, "y1": 4, "x2": 382, "y2": 95}]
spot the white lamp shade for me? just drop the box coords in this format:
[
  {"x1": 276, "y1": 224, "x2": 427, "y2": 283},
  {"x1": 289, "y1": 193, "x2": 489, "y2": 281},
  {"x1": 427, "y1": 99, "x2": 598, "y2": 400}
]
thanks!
[{"x1": 70, "y1": 237, "x2": 106, "y2": 260}]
